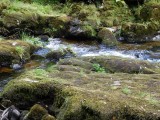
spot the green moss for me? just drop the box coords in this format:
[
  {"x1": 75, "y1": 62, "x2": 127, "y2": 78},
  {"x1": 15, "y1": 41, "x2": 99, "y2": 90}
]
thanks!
[
  {"x1": 81, "y1": 25, "x2": 97, "y2": 37},
  {"x1": 100, "y1": 0, "x2": 134, "y2": 26},
  {"x1": 0, "y1": 40, "x2": 35, "y2": 65},
  {"x1": 122, "y1": 87, "x2": 131, "y2": 95},
  {"x1": 25, "y1": 104, "x2": 48, "y2": 120},
  {"x1": 1, "y1": 63, "x2": 160, "y2": 119},
  {"x1": 42, "y1": 114, "x2": 56, "y2": 120},
  {"x1": 121, "y1": 21, "x2": 160, "y2": 42}
]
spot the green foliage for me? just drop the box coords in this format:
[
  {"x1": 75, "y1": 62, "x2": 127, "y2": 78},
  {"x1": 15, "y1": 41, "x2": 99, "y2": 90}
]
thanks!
[
  {"x1": 21, "y1": 33, "x2": 44, "y2": 47},
  {"x1": 92, "y1": 63, "x2": 105, "y2": 73},
  {"x1": 15, "y1": 46, "x2": 25, "y2": 59},
  {"x1": 5, "y1": 0, "x2": 53, "y2": 15},
  {"x1": 122, "y1": 87, "x2": 131, "y2": 95},
  {"x1": 21, "y1": 0, "x2": 60, "y2": 4},
  {"x1": 33, "y1": 68, "x2": 48, "y2": 76},
  {"x1": 82, "y1": 25, "x2": 97, "y2": 37}
]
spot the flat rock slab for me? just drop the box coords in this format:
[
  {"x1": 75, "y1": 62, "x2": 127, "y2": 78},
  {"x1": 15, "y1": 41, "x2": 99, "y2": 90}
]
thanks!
[{"x1": 1, "y1": 56, "x2": 160, "y2": 119}]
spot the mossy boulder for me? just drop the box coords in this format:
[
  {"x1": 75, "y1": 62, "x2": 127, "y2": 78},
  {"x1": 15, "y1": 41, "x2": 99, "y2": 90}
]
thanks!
[
  {"x1": 70, "y1": 3, "x2": 100, "y2": 26},
  {"x1": 121, "y1": 21, "x2": 160, "y2": 43},
  {"x1": 98, "y1": 27, "x2": 118, "y2": 46},
  {"x1": 58, "y1": 58, "x2": 93, "y2": 70},
  {"x1": 42, "y1": 114, "x2": 56, "y2": 120},
  {"x1": 41, "y1": 15, "x2": 71, "y2": 37},
  {"x1": 1, "y1": 10, "x2": 40, "y2": 28},
  {"x1": 0, "y1": 40, "x2": 35, "y2": 67},
  {"x1": 58, "y1": 56, "x2": 160, "y2": 74},
  {"x1": 1, "y1": 64, "x2": 160, "y2": 119},
  {"x1": 65, "y1": 19, "x2": 97, "y2": 40},
  {"x1": 140, "y1": 2, "x2": 160, "y2": 21},
  {"x1": 24, "y1": 104, "x2": 48, "y2": 120}
]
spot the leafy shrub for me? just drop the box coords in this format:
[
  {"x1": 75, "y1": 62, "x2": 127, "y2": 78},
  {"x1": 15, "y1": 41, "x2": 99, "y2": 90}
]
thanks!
[{"x1": 92, "y1": 63, "x2": 105, "y2": 73}]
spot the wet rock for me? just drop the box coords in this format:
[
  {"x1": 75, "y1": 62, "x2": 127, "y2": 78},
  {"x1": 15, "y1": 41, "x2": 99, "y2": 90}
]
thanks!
[
  {"x1": 12, "y1": 64, "x2": 22, "y2": 70},
  {"x1": 1, "y1": 105, "x2": 21, "y2": 120},
  {"x1": 98, "y1": 27, "x2": 118, "y2": 46},
  {"x1": 0, "y1": 40, "x2": 35, "y2": 67},
  {"x1": 32, "y1": 48, "x2": 51, "y2": 60},
  {"x1": 46, "y1": 48, "x2": 76, "y2": 60},
  {"x1": 24, "y1": 104, "x2": 48, "y2": 120}
]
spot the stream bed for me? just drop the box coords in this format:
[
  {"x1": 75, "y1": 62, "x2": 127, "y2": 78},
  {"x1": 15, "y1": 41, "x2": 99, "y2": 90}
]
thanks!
[{"x1": 0, "y1": 37, "x2": 160, "y2": 91}]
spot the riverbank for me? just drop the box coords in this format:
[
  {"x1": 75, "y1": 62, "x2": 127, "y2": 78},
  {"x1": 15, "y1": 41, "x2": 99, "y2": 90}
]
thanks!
[{"x1": 0, "y1": 0, "x2": 160, "y2": 120}]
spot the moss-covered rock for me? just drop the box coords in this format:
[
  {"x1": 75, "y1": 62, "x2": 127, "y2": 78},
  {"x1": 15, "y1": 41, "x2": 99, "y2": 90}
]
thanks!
[
  {"x1": 98, "y1": 27, "x2": 118, "y2": 46},
  {"x1": 24, "y1": 104, "x2": 48, "y2": 120},
  {"x1": 1, "y1": 63, "x2": 160, "y2": 119},
  {"x1": 58, "y1": 56, "x2": 160, "y2": 74},
  {"x1": 121, "y1": 21, "x2": 160, "y2": 43},
  {"x1": 140, "y1": 1, "x2": 160, "y2": 21},
  {"x1": 46, "y1": 48, "x2": 76, "y2": 60},
  {"x1": 0, "y1": 40, "x2": 35, "y2": 67},
  {"x1": 65, "y1": 19, "x2": 98, "y2": 40},
  {"x1": 42, "y1": 114, "x2": 56, "y2": 120},
  {"x1": 58, "y1": 58, "x2": 93, "y2": 70}
]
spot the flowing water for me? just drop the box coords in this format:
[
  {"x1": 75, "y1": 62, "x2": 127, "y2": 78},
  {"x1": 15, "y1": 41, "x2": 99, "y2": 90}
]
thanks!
[
  {"x1": 46, "y1": 38, "x2": 160, "y2": 62},
  {"x1": 0, "y1": 37, "x2": 160, "y2": 91}
]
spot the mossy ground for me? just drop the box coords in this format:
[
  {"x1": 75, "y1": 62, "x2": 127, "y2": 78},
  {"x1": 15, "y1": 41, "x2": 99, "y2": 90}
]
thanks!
[{"x1": 1, "y1": 56, "x2": 160, "y2": 120}]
